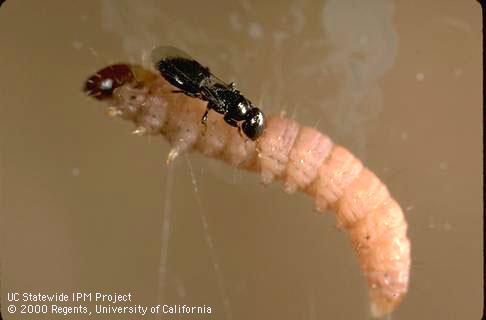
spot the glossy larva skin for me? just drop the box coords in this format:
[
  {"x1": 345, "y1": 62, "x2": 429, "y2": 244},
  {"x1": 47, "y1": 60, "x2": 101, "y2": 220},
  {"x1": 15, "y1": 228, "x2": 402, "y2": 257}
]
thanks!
[
  {"x1": 84, "y1": 64, "x2": 135, "y2": 100},
  {"x1": 84, "y1": 65, "x2": 411, "y2": 318}
]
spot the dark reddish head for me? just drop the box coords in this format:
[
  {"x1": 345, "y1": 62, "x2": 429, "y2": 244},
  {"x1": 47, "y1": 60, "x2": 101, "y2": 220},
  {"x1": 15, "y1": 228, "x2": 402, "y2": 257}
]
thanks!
[{"x1": 83, "y1": 64, "x2": 134, "y2": 100}]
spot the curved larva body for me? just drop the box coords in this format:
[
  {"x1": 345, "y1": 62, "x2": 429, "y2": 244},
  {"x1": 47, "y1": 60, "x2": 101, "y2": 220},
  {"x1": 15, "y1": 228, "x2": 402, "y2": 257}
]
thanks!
[{"x1": 92, "y1": 71, "x2": 410, "y2": 318}]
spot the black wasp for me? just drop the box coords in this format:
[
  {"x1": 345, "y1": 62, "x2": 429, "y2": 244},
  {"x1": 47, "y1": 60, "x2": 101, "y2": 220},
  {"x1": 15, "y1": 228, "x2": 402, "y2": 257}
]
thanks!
[{"x1": 151, "y1": 46, "x2": 265, "y2": 140}]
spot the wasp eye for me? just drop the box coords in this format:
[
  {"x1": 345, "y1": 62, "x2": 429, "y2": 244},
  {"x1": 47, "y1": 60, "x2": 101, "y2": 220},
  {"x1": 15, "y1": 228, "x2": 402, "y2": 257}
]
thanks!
[
  {"x1": 242, "y1": 108, "x2": 265, "y2": 140},
  {"x1": 83, "y1": 64, "x2": 134, "y2": 100}
]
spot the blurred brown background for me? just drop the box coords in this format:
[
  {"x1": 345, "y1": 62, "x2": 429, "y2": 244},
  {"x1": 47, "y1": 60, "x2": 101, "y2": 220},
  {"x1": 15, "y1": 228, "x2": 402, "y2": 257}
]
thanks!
[{"x1": 0, "y1": 0, "x2": 482, "y2": 319}]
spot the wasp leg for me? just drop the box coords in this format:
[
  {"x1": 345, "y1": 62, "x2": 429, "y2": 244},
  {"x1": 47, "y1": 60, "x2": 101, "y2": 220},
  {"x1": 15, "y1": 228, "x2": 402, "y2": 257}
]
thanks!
[
  {"x1": 224, "y1": 116, "x2": 245, "y2": 139},
  {"x1": 236, "y1": 126, "x2": 246, "y2": 139},
  {"x1": 223, "y1": 114, "x2": 239, "y2": 128}
]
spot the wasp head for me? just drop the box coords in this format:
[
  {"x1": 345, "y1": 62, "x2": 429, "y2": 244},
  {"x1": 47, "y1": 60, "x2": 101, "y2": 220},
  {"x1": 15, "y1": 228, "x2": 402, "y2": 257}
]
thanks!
[{"x1": 242, "y1": 108, "x2": 265, "y2": 140}]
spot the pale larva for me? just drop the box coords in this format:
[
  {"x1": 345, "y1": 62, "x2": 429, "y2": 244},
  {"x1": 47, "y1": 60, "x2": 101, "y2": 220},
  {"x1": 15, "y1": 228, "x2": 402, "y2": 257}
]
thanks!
[{"x1": 84, "y1": 64, "x2": 411, "y2": 317}]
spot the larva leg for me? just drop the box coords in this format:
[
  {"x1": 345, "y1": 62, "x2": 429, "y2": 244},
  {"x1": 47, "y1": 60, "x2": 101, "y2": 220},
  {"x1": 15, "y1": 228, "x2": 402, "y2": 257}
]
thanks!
[{"x1": 86, "y1": 72, "x2": 411, "y2": 318}]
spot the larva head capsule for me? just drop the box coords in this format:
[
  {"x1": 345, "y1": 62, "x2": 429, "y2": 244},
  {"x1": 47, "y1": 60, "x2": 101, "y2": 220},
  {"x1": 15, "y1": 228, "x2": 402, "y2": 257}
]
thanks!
[{"x1": 83, "y1": 64, "x2": 135, "y2": 100}]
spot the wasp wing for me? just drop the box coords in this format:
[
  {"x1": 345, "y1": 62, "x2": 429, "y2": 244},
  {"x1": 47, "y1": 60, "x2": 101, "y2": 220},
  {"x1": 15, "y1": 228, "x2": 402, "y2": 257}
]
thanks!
[
  {"x1": 151, "y1": 46, "x2": 194, "y2": 64},
  {"x1": 151, "y1": 46, "x2": 208, "y2": 93},
  {"x1": 151, "y1": 46, "x2": 229, "y2": 111}
]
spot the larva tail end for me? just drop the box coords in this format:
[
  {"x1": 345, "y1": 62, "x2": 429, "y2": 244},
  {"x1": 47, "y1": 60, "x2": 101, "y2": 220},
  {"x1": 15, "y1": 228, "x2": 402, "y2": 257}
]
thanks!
[{"x1": 369, "y1": 291, "x2": 404, "y2": 318}]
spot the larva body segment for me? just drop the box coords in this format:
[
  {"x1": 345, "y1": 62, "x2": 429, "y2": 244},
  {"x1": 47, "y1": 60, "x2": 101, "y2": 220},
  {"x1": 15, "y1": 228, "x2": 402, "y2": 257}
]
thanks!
[
  {"x1": 164, "y1": 97, "x2": 202, "y2": 159},
  {"x1": 135, "y1": 96, "x2": 168, "y2": 134},
  {"x1": 221, "y1": 131, "x2": 257, "y2": 168},
  {"x1": 308, "y1": 146, "x2": 364, "y2": 212},
  {"x1": 85, "y1": 66, "x2": 410, "y2": 318},
  {"x1": 337, "y1": 168, "x2": 391, "y2": 228},
  {"x1": 113, "y1": 85, "x2": 149, "y2": 120},
  {"x1": 284, "y1": 127, "x2": 333, "y2": 194},
  {"x1": 195, "y1": 113, "x2": 259, "y2": 168},
  {"x1": 257, "y1": 116, "x2": 301, "y2": 185},
  {"x1": 195, "y1": 113, "x2": 232, "y2": 158}
]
